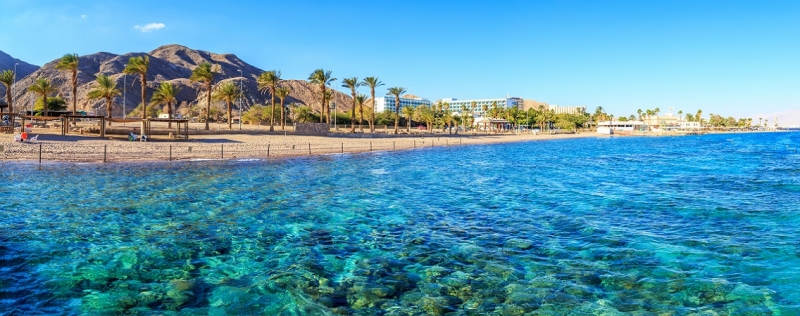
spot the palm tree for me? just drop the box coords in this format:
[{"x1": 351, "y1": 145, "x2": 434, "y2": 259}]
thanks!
[
  {"x1": 355, "y1": 94, "x2": 367, "y2": 132},
  {"x1": 678, "y1": 110, "x2": 683, "y2": 121},
  {"x1": 402, "y1": 105, "x2": 415, "y2": 132},
  {"x1": 308, "y1": 69, "x2": 336, "y2": 123},
  {"x1": 637, "y1": 109, "x2": 642, "y2": 121},
  {"x1": 150, "y1": 81, "x2": 181, "y2": 128},
  {"x1": 387, "y1": 87, "x2": 407, "y2": 134},
  {"x1": 274, "y1": 86, "x2": 291, "y2": 130},
  {"x1": 341, "y1": 77, "x2": 362, "y2": 133},
  {"x1": 86, "y1": 75, "x2": 120, "y2": 124},
  {"x1": 28, "y1": 78, "x2": 58, "y2": 116},
  {"x1": 696, "y1": 109, "x2": 703, "y2": 124},
  {"x1": 0, "y1": 70, "x2": 14, "y2": 113},
  {"x1": 123, "y1": 55, "x2": 150, "y2": 120},
  {"x1": 257, "y1": 70, "x2": 281, "y2": 131},
  {"x1": 212, "y1": 82, "x2": 240, "y2": 130},
  {"x1": 55, "y1": 53, "x2": 80, "y2": 115},
  {"x1": 190, "y1": 62, "x2": 218, "y2": 130},
  {"x1": 361, "y1": 77, "x2": 383, "y2": 132}
]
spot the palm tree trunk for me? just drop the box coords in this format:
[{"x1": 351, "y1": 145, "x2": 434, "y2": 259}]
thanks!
[
  {"x1": 358, "y1": 99, "x2": 364, "y2": 133},
  {"x1": 280, "y1": 99, "x2": 286, "y2": 130},
  {"x1": 205, "y1": 83, "x2": 211, "y2": 130},
  {"x1": 370, "y1": 89, "x2": 375, "y2": 133},
  {"x1": 319, "y1": 86, "x2": 325, "y2": 123},
  {"x1": 141, "y1": 74, "x2": 147, "y2": 119},
  {"x1": 270, "y1": 88, "x2": 275, "y2": 132},
  {"x1": 72, "y1": 71, "x2": 77, "y2": 115},
  {"x1": 350, "y1": 90, "x2": 356, "y2": 133},
  {"x1": 227, "y1": 101, "x2": 232, "y2": 129},
  {"x1": 106, "y1": 96, "x2": 112, "y2": 126},
  {"x1": 168, "y1": 101, "x2": 173, "y2": 129},
  {"x1": 394, "y1": 97, "x2": 400, "y2": 134},
  {"x1": 43, "y1": 95, "x2": 49, "y2": 117}
]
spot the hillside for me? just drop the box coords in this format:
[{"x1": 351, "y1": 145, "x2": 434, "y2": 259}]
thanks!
[
  {"x1": 7, "y1": 45, "x2": 352, "y2": 116},
  {"x1": 0, "y1": 51, "x2": 40, "y2": 102}
]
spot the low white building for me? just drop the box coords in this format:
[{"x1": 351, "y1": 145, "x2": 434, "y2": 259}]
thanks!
[
  {"x1": 597, "y1": 121, "x2": 645, "y2": 135},
  {"x1": 549, "y1": 105, "x2": 586, "y2": 115},
  {"x1": 680, "y1": 121, "x2": 701, "y2": 129}
]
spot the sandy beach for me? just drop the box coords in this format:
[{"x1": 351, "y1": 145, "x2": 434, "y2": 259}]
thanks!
[{"x1": 0, "y1": 125, "x2": 600, "y2": 163}]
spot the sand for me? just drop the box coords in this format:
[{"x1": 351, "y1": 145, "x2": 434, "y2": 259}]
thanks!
[{"x1": 0, "y1": 125, "x2": 600, "y2": 163}]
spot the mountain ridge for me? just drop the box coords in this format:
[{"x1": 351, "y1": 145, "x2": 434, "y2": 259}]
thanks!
[{"x1": 2, "y1": 45, "x2": 352, "y2": 116}]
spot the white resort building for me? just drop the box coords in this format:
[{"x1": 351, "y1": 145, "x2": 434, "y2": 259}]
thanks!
[
  {"x1": 439, "y1": 97, "x2": 524, "y2": 117},
  {"x1": 374, "y1": 96, "x2": 433, "y2": 113},
  {"x1": 597, "y1": 121, "x2": 645, "y2": 135}
]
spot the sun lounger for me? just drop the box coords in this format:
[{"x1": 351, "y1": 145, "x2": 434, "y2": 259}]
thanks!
[{"x1": 28, "y1": 135, "x2": 39, "y2": 143}]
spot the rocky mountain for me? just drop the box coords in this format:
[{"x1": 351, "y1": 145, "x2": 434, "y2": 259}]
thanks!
[
  {"x1": 8, "y1": 44, "x2": 352, "y2": 116},
  {"x1": 0, "y1": 51, "x2": 40, "y2": 102}
]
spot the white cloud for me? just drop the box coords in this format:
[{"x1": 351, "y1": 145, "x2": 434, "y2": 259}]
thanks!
[
  {"x1": 134, "y1": 22, "x2": 165, "y2": 32},
  {"x1": 80, "y1": 14, "x2": 86, "y2": 19}
]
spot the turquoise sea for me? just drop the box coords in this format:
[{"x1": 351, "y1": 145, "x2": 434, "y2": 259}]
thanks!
[{"x1": 1, "y1": 132, "x2": 799, "y2": 315}]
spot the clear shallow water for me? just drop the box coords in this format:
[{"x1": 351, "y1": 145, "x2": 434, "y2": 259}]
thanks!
[{"x1": 1, "y1": 132, "x2": 799, "y2": 315}]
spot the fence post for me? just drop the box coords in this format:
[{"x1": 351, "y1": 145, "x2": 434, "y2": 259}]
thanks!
[
  {"x1": 169, "y1": 145, "x2": 172, "y2": 162},
  {"x1": 414, "y1": 140, "x2": 416, "y2": 148},
  {"x1": 104, "y1": 145, "x2": 107, "y2": 163},
  {"x1": 308, "y1": 143, "x2": 311, "y2": 155},
  {"x1": 370, "y1": 142, "x2": 372, "y2": 152},
  {"x1": 393, "y1": 141, "x2": 396, "y2": 150},
  {"x1": 221, "y1": 144, "x2": 224, "y2": 160},
  {"x1": 39, "y1": 143, "x2": 42, "y2": 164},
  {"x1": 267, "y1": 144, "x2": 270, "y2": 158},
  {"x1": 342, "y1": 143, "x2": 344, "y2": 154}
]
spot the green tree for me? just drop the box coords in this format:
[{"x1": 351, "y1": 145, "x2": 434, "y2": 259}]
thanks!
[
  {"x1": 86, "y1": 74, "x2": 120, "y2": 123},
  {"x1": 361, "y1": 77, "x2": 383, "y2": 132},
  {"x1": 190, "y1": 62, "x2": 218, "y2": 130},
  {"x1": 123, "y1": 55, "x2": 150, "y2": 120},
  {"x1": 150, "y1": 81, "x2": 181, "y2": 127},
  {"x1": 308, "y1": 69, "x2": 336, "y2": 123},
  {"x1": 34, "y1": 96, "x2": 67, "y2": 113},
  {"x1": 257, "y1": 70, "x2": 282, "y2": 131},
  {"x1": 242, "y1": 104, "x2": 269, "y2": 125},
  {"x1": 416, "y1": 105, "x2": 435, "y2": 134},
  {"x1": 294, "y1": 105, "x2": 317, "y2": 123},
  {"x1": 355, "y1": 94, "x2": 368, "y2": 132},
  {"x1": 341, "y1": 77, "x2": 362, "y2": 133},
  {"x1": 0, "y1": 70, "x2": 14, "y2": 113},
  {"x1": 274, "y1": 86, "x2": 291, "y2": 129},
  {"x1": 402, "y1": 105, "x2": 415, "y2": 132},
  {"x1": 55, "y1": 53, "x2": 80, "y2": 115},
  {"x1": 387, "y1": 87, "x2": 407, "y2": 134},
  {"x1": 212, "y1": 82, "x2": 241, "y2": 130},
  {"x1": 29, "y1": 78, "x2": 58, "y2": 116}
]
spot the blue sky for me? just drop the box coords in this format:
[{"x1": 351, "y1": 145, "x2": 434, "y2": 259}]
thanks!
[{"x1": 2, "y1": 0, "x2": 800, "y2": 123}]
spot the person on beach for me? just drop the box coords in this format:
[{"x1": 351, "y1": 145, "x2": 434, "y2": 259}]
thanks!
[{"x1": 20, "y1": 131, "x2": 28, "y2": 142}]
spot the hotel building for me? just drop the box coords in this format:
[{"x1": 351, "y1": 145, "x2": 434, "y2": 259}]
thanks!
[
  {"x1": 374, "y1": 96, "x2": 432, "y2": 113},
  {"x1": 439, "y1": 97, "x2": 524, "y2": 117}
]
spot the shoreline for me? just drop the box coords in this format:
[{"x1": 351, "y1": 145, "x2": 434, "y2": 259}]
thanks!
[
  {"x1": 0, "y1": 131, "x2": 601, "y2": 164},
  {"x1": 1, "y1": 129, "x2": 788, "y2": 164}
]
